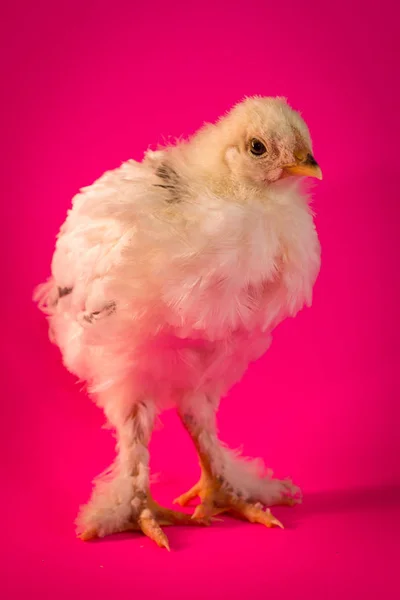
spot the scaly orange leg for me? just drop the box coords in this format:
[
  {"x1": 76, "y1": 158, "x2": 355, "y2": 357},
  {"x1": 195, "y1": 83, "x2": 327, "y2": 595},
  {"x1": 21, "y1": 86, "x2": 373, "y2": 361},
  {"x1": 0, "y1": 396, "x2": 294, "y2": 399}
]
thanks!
[{"x1": 175, "y1": 403, "x2": 299, "y2": 528}]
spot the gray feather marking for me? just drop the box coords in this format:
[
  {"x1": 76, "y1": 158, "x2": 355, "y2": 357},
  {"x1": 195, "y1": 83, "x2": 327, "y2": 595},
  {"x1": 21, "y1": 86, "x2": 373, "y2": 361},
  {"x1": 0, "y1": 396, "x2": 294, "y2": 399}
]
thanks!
[
  {"x1": 58, "y1": 286, "x2": 73, "y2": 298},
  {"x1": 154, "y1": 163, "x2": 181, "y2": 203},
  {"x1": 82, "y1": 301, "x2": 117, "y2": 324}
]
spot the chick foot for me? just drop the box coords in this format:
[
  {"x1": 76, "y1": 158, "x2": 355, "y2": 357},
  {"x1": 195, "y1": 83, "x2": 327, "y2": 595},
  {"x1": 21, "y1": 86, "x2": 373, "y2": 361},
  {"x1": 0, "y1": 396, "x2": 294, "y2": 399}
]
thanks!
[
  {"x1": 174, "y1": 473, "x2": 294, "y2": 528},
  {"x1": 78, "y1": 493, "x2": 207, "y2": 550}
]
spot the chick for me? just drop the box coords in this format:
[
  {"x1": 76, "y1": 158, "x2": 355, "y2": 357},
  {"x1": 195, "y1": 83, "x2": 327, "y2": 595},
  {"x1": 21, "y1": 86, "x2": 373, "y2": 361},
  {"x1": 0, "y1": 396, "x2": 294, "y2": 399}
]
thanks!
[{"x1": 34, "y1": 96, "x2": 322, "y2": 549}]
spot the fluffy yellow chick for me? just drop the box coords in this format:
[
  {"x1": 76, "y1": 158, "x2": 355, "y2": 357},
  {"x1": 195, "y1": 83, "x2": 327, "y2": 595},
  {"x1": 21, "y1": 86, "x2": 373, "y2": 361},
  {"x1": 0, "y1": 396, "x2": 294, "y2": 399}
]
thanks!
[{"x1": 34, "y1": 96, "x2": 322, "y2": 549}]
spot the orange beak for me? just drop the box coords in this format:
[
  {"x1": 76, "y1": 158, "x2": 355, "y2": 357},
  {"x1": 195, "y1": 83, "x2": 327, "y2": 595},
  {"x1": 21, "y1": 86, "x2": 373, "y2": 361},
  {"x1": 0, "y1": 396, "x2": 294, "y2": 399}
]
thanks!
[{"x1": 282, "y1": 153, "x2": 323, "y2": 180}]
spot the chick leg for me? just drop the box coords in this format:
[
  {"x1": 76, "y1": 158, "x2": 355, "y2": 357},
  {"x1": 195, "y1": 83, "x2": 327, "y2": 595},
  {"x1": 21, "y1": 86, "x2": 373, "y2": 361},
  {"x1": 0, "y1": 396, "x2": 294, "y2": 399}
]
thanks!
[
  {"x1": 174, "y1": 393, "x2": 300, "y2": 527},
  {"x1": 76, "y1": 383, "x2": 205, "y2": 549}
]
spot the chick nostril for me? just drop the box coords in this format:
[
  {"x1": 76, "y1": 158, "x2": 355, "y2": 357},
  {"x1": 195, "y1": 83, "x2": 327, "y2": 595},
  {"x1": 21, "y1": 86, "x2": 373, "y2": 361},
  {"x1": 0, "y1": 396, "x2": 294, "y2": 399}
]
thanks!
[{"x1": 306, "y1": 153, "x2": 318, "y2": 166}]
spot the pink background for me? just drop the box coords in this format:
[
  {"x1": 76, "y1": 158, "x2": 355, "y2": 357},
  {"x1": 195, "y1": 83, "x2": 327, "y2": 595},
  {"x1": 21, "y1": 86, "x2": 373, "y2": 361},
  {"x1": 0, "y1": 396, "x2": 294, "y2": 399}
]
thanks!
[{"x1": 1, "y1": 1, "x2": 399, "y2": 598}]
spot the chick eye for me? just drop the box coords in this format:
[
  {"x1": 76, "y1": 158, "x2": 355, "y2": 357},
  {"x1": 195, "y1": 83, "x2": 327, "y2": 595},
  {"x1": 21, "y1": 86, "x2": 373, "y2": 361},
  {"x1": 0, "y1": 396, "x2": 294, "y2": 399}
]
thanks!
[{"x1": 249, "y1": 138, "x2": 267, "y2": 156}]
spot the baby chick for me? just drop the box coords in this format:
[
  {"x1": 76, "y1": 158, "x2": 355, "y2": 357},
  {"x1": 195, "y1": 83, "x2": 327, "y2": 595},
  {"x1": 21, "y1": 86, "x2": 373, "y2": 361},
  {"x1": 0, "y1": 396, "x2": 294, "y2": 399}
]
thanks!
[{"x1": 35, "y1": 96, "x2": 322, "y2": 549}]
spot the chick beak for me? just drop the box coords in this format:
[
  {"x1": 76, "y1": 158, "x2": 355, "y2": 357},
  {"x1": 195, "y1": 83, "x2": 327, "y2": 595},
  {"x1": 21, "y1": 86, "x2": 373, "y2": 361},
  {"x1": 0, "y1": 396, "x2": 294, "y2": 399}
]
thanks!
[{"x1": 282, "y1": 154, "x2": 323, "y2": 180}]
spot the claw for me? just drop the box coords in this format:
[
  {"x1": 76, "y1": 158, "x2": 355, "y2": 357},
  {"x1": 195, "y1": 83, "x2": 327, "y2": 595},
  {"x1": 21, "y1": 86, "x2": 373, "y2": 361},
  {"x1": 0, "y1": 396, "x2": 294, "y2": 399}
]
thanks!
[
  {"x1": 79, "y1": 528, "x2": 98, "y2": 541},
  {"x1": 232, "y1": 503, "x2": 284, "y2": 529},
  {"x1": 265, "y1": 508, "x2": 284, "y2": 529},
  {"x1": 139, "y1": 509, "x2": 171, "y2": 550}
]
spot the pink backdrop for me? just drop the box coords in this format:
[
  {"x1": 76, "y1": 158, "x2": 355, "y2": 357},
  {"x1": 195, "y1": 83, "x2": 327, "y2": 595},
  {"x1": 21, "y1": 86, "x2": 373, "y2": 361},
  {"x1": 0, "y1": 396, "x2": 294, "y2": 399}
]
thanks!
[{"x1": 2, "y1": 1, "x2": 399, "y2": 598}]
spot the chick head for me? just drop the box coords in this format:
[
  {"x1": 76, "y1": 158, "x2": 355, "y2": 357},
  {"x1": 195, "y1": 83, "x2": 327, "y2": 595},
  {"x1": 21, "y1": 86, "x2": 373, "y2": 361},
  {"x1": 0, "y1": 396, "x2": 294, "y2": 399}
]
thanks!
[{"x1": 218, "y1": 96, "x2": 322, "y2": 187}]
